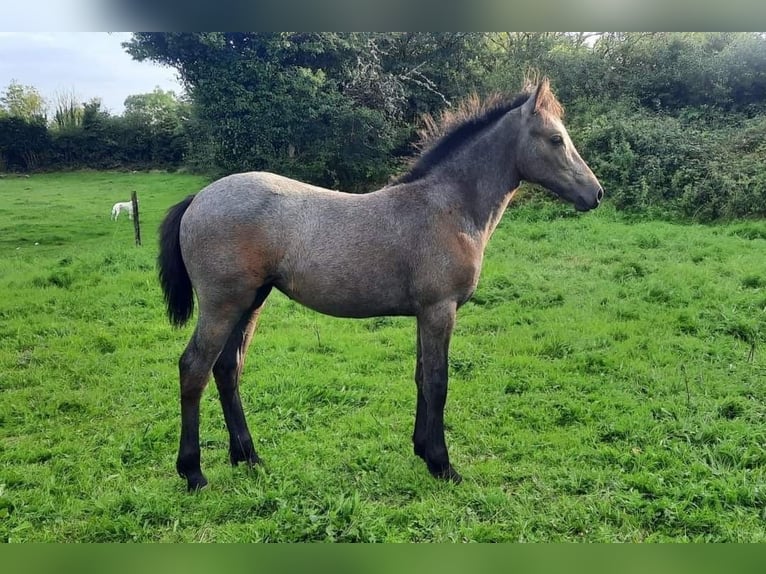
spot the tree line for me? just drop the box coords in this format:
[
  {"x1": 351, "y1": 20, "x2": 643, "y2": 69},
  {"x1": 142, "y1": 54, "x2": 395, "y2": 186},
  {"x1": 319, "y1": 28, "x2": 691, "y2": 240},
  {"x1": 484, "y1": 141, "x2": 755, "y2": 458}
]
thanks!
[
  {"x1": 0, "y1": 85, "x2": 188, "y2": 172},
  {"x1": 3, "y1": 32, "x2": 766, "y2": 220}
]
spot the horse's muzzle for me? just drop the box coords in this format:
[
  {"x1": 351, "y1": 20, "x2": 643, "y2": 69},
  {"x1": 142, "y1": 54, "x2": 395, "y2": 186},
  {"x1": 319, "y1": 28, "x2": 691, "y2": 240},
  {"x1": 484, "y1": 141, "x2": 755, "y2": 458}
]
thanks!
[{"x1": 575, "y1": 186, "x2": 604, "y2": 212}]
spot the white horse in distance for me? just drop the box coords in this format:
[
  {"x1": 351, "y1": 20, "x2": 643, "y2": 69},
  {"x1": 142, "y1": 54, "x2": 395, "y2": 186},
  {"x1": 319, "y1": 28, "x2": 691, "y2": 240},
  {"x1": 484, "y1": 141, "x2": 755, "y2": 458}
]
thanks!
[{"x1": 111, "y1": 201, "x2": 134, "y2": 220}]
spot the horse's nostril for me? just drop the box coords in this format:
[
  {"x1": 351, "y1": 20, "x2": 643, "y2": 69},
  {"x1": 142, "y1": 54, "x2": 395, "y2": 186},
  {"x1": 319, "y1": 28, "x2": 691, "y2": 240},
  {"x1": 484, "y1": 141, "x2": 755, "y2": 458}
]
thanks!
[{"x1": 596, "y1": 187, "x2": 604, "y2": 203}]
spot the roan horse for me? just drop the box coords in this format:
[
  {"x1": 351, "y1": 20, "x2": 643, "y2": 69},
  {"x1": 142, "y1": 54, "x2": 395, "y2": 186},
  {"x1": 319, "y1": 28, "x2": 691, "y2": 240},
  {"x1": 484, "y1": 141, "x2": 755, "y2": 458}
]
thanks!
[{"x1": 158, "y1": 77, "x2": 603, "y2": 491}]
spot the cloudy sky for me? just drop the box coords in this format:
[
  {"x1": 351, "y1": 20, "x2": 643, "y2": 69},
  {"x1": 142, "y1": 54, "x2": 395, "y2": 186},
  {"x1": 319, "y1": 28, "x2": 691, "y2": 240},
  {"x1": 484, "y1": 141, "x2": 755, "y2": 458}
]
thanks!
[{"x1": 0, "y1": 32, "x2": 184, "y2": 115}]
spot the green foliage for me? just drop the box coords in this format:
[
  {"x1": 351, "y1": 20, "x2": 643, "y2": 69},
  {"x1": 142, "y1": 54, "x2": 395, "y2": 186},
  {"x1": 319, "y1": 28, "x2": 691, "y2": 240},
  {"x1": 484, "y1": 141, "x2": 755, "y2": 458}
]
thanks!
[
  {"x1": 580, "y1": 33, "x2": 766, "y2": 112},
  {"x1": 0, "y1": 80, "x2": 47, "y2": 122},
  {"x1": 121, "y1": 88, "x2": 190, "y2": 167},
  {"x1": 123, "y1": 87, "x2": 185, "y2": 125},
  {"x1": 124, "y1": 33, "x2": 408, "y2": 190},
  {"x1": 573, "y1": 100, "x2": 766, "y2": 220},
  {"x1": 0, "y1": 116, "x2": 50, "y2": 171},
  {"x1": 52, "y1": 98, "x2": 83, "y2": 131},
  {"x1": 2, "y1": 172, "x2": 766, "y2": 542},
  {"x1": 0, "y1": 86, "x2": 189, "y2": 171}
]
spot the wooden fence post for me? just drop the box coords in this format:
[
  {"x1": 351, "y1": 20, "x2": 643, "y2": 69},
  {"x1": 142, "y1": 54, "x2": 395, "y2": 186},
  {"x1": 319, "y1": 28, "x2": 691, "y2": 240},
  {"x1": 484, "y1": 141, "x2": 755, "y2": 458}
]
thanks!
[{"x1": 131, "y1": 190, "x2": 141, "y2": 246}]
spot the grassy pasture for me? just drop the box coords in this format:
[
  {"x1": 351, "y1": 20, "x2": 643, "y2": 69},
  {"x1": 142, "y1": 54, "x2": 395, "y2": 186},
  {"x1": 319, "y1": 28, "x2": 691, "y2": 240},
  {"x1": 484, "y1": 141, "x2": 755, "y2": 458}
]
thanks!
[{"x1": 1, "y1": 171, "x2": 766, "y2": 542}]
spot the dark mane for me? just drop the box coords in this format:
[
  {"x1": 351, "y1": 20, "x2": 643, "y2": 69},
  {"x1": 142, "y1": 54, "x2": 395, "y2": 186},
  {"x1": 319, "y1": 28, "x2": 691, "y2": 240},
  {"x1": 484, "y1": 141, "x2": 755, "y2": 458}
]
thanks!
[{"x1": 395, "y1": 91, "x2": 531, "y2": 185}]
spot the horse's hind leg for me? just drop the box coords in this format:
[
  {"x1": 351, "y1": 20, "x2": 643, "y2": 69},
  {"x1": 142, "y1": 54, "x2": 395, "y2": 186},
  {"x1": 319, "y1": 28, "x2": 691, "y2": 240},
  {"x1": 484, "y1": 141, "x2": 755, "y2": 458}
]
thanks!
[
  {"x1": 212, "y1": 285, "x2": 272, "y2": 468},
  {"x1": 176, "y1": 305, "x2": 245, "y2": 491}
]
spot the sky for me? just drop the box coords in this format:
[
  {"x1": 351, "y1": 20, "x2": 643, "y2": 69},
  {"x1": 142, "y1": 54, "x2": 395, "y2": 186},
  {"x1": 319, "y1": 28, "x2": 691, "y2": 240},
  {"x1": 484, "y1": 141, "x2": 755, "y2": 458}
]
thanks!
[{"x1": 0, "y1": 32, "x2": 185, "y2": 116}]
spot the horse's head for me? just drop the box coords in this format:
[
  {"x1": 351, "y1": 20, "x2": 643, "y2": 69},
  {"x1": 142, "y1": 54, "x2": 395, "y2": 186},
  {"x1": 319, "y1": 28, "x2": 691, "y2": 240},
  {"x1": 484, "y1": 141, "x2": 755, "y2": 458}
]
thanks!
[{"x1": 515, "y1": 78, "x2": 603, "y2": 212}]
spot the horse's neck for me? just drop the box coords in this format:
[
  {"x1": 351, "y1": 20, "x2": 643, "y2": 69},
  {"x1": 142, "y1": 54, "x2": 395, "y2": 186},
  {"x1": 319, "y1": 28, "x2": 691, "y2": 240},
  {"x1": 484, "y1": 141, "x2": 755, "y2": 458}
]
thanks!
[
  {"x1": 442, "y1": 115, "x2": 521, "y2": 245},
  {"x1": 480, "y1": 189, "x2": 517, "y2": 243}
]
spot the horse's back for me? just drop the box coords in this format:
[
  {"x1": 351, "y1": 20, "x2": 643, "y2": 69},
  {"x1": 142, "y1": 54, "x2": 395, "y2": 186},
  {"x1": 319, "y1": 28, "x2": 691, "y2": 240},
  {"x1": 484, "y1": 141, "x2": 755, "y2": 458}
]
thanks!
[
  {"x1": 183, "y1": 170, "x2": 414, "y2": 232},
  {"x1": 192, "y1": 172, "x2": 345, "y2": 210}
]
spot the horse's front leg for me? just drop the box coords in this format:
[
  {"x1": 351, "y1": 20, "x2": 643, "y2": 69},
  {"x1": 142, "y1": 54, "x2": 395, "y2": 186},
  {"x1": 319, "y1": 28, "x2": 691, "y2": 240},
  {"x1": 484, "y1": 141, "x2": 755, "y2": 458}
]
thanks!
[
  {"x1": 412, "y1": 325, "x2": 427, "y2": 460},
  {"x1": 416, "y1": 301, "x2": 462, "y2": 483}
]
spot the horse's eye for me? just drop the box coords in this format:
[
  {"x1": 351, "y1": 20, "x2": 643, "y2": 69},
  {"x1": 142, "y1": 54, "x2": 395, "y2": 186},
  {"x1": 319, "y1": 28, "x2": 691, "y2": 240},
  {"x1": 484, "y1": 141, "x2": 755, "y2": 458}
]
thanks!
[{"x1": 551, "y1": 134, "x2": 564, "y2": 146}]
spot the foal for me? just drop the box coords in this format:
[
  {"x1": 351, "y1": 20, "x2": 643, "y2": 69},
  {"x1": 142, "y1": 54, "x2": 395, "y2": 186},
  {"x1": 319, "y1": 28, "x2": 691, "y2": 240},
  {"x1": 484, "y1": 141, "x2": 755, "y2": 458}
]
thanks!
[{"x1": 158, "y1": 78, "x2": 604, "y2": 491}]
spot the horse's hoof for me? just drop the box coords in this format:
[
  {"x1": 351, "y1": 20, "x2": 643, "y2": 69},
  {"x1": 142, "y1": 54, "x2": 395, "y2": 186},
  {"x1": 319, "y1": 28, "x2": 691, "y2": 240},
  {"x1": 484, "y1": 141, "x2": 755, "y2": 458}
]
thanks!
[
  {"x1": 440, "y1": 466, "x2": 463, "y2": 484},
  {"x1": 446, "y1": 467, "x2": 463, "y2": 484},
  {"x1": 177, "y1": 458, "x2": 208, "y2": 491},
  {"x1": 229, "y1": 446, "x2": 261, "y2": 467},
  {"x1": 429, "y1": 464, "x2": 463, "y2": 484},
  {"x1": 178, "y1": 466, "x2": 208, "y2": 492},
  {"x1": 186, "y1": 474, "x2": 208, "y2": 492}
]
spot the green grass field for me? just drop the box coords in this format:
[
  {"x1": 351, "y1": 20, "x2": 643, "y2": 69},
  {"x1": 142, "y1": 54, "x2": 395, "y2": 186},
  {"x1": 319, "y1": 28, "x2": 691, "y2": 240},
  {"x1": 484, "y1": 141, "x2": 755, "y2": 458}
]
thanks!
[{"x1": 1, "y1": 171, "x2": 765, "y2": 542}]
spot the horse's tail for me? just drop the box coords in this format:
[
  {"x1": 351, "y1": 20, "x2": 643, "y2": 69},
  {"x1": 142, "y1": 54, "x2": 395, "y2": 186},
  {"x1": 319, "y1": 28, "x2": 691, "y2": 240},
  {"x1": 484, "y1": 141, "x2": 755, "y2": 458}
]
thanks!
[{"x1": 158, "y1": 195, "x2": 196, "y2": 327}]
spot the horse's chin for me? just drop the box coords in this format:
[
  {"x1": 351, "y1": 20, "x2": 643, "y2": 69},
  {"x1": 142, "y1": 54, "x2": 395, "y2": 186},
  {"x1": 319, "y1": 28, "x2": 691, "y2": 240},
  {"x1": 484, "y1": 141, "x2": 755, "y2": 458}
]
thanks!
[
  {"x1": 573, "y1": 196, "x2": 601, "y2": 212},
  {"x1": 550, "y1": 187, "x2": 598, "y2": 212}
]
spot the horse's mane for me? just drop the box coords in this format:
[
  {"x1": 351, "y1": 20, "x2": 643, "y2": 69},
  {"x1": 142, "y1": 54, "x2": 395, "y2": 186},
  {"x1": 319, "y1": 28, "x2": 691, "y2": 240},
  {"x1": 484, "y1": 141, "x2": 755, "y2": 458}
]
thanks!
[{"x1": 395, "y1": 77, "x2": 564, "y2": 185}]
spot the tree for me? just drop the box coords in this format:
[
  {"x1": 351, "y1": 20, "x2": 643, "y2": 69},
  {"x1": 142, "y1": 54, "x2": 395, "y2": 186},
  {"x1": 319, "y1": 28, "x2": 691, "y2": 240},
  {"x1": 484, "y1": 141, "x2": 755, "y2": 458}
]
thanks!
[
  {"x1": 122, "y1": 87, "x2": 191, "y2": 165},
  {"x1": 0, "y1": 80, "x2": 47, "y2": 122},
  {"x1": 124, "y1": 87, "x2": 186, "y2": 125},
  {"x1": 380, "y1": 32, "x2": 492, "y2": 120},
  {"x1": 123, "y1": 33, "x2": 407, "y2": 189}
]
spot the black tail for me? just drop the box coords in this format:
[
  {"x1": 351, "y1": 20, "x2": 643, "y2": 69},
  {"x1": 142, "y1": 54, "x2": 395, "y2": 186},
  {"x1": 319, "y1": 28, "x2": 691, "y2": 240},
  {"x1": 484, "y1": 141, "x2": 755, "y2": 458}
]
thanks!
[{"x1": 158, "y1": 195, "x2": 196, "y2": 327}]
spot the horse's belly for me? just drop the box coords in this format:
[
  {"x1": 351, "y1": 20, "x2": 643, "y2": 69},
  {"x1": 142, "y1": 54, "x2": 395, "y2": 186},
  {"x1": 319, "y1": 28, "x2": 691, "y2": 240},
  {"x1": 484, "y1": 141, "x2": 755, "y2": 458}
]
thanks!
[{"x1": 274, "y1": 280, "x2": 416, "y2": 318}]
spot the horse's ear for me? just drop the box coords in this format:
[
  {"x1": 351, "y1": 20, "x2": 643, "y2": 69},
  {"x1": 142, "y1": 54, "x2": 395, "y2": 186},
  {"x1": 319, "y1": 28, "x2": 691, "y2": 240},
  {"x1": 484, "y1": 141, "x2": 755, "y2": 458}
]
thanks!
[
  {"x1": 521, "y1": 77, "x2": 550, "y2": 116},
  {"x1": 534, "y1": 78, "x2": 551, "y2": 114}
]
